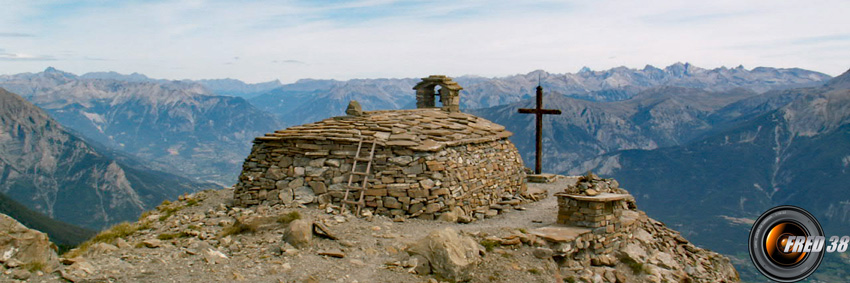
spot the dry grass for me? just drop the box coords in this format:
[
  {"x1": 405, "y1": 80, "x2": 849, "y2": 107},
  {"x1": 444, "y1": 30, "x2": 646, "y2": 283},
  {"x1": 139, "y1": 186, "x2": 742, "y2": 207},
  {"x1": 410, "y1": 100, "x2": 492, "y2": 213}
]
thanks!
[
  {"x1": 157, "y1": 232, "x2": 191, "y2": 240},
  {"x1": 277, "y1": 211, "x2": 302, "y2": 225},
  {"x1": 156, "y1": 200, "x2": 184, "y2": 221},
  {"x1": 23, "y1": 261, "x2": 46, "y2": 272},
  {"x1": 219, "y1": 219, "x2": 256, "y2": 237},
  {"x1": 480, "y1": 239, "x2": 500, "y2": 252},
  {"x1": 63, "y1": 222, "x2": 146, "y2": 258}
]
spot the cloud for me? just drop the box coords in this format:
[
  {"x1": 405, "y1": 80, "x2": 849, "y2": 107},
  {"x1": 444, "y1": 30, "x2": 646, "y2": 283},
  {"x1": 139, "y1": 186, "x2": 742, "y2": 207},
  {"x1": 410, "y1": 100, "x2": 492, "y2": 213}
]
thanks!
[
  {"x1": 82, "y1": 56, "x2": 112, "y2": 61},
  {"x1": 272, "y1": 59, "x2": 306, "y2": 64},
  {"x1": 640, "y1": 6, "x2": 757, "y2": 25},
  {"x1": 789, "y1": 34, "x2": 850, "y2": 46},
  {"x1": 0, "y1": 0, "x2": 848, "y2": 81},
  {"x1": 0, "y1": 32, "x2": 34, "y2": 37},
  {"x1": 0, "y1": 52, "x2": 55, "y2": 61}
]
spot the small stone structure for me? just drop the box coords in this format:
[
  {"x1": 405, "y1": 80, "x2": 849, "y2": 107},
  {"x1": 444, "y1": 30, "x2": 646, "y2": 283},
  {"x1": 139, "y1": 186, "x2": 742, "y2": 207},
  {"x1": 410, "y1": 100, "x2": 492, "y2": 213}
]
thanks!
[
  {"x1": 413, "y1": 75, "x2": 462, "y2": 112},
  {"x1": 555, "y1": 174, "x2": 634, "y2": 233},
  {"x1": 556, "y1": 193, "x2": 629, "y2": 233},
  {"x1": 533, "y1": 175, "x2": 638, "y2": 256},
  {"x1": 529, "y1": 177, "x2": 738, "y2": 282},
  {"x1": 233, "y1": 76, "x2": 527, "y2": 220}
]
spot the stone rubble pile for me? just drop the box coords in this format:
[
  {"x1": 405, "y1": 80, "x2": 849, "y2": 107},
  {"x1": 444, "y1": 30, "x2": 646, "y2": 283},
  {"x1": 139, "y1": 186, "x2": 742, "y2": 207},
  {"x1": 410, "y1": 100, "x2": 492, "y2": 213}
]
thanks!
[
  {"x1": 549, "y1": 213, "x2": 740, "y2": 282},
  {"x1": 565, "y1": 171, "x2": 630, "y2": 197}
]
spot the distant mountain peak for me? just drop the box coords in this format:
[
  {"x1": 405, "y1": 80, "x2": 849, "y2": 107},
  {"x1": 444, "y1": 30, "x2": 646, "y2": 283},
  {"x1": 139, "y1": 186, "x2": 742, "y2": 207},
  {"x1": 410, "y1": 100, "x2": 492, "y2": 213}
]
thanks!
[
  {"x1": 80, "y1": 71, "x2": 153, "y2": 83},
  {"x1": 579, "y1": 66, "x2": 593, "y2": 73},
  {"x1": 41, "y1": 67, "x2": 76, "y2": 78},
  {"x1": 528, "y1": 69, "x2": 548, "y2": 76},
  {"x1": 642, "y1": 65, "x2": 661, "y2": 72},
  {"x1": 826, "y1": 68, "x2": 850, "y2": 89},
  {"x1": 663, "y1": 62, "x2": 703, "y2": 77}
]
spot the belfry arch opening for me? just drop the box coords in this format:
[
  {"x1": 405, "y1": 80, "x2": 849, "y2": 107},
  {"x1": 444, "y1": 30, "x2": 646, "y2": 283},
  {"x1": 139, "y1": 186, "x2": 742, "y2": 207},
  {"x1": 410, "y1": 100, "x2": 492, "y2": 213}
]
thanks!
[
  {"x1": 434, "y1": 85, "x2": 443, "y2": 107},
  {"x1": 412, "y1": 75, "x2": 462, "y2": 112}
]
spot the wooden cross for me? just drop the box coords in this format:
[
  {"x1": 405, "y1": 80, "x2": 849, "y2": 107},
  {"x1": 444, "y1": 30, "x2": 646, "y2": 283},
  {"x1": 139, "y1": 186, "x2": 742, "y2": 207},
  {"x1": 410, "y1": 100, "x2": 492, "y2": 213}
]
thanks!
[{"x1": 518, "y1": 85, "x2": 561, "y2": 174}]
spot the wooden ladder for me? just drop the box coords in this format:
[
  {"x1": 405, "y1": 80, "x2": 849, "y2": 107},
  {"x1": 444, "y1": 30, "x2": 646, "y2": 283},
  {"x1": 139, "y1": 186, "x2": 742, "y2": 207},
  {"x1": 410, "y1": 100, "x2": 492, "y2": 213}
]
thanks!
[{"x1": 341, "y1": 137, "x2": 376, "y2": 216}]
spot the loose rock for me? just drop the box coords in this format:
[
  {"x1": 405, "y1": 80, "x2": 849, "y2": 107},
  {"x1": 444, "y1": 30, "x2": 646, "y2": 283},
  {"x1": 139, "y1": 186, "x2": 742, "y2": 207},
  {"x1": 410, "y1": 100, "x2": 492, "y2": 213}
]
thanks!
[{"x1": 284, "y1": 219, "x2": 313, "y2": 248}]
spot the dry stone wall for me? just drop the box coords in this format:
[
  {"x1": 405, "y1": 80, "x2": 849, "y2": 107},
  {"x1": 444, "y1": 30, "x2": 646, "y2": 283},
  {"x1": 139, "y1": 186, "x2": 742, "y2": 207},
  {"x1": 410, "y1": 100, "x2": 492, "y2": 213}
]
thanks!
[{"x1": 234, "y1": 138, "x2": 526, "y2": 220}]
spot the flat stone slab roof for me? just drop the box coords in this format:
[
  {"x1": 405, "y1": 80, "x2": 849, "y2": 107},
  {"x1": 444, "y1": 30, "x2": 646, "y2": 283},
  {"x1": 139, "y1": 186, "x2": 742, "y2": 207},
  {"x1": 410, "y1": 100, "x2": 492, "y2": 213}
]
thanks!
[
  {"x1": 529, "y1": 226, "x2": 592, "y2": 243},
  {"x1": 554, "y1": 192, "x2": 632, "y2": 202},
  {"x1": 254, "y1": 108, "x2": 512, "y2": 152}
]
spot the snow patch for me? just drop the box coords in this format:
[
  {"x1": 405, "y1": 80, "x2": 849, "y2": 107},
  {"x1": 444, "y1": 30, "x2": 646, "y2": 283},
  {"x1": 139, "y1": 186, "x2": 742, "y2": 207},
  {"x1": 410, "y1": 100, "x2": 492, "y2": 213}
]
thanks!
[
  {"x1": 81, "y1": 111, "x2": 105, "y2": 124},
  {"x1": 737, "y1": 126, "x2": 761, "y2": 143},
  {"x1": 719, "y1": 215, "x2": 755, "y2": 226},
  {"x1": 81, "y1": 111, "x2": 106, "y2": 133}
]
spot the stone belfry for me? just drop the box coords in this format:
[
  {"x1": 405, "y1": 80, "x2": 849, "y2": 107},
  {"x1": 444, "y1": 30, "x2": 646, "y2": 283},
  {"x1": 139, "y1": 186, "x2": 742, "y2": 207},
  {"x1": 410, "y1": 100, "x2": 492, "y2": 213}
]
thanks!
[{"x1": 412, "y1": 75, "x2": 462, "y2": 112}]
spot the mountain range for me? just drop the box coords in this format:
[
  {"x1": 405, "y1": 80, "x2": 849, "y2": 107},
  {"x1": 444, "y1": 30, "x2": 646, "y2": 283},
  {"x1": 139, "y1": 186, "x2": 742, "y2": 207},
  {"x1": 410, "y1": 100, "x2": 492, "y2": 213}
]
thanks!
[
  {"x1": 79, "y1": 71, "x2": 283, "y2": 98},
  {"x1": 585, "y1": 70, "x2": 850, "y2": 251},
  {"x1": 470, "y1": 65, "x2": 831, "y2": 176},
  {"x1": 249, "y1": 63, "x2": 829, "y2": 126},
  {"x1": 1, "y1": 64, "x2": 828, "y2": 185},
  {"x1": 0, "y1": 68, "x2": 282, "y2": 185},
  {"x1": 0, "y1": 87, "x2": 215, "y2": 230}
]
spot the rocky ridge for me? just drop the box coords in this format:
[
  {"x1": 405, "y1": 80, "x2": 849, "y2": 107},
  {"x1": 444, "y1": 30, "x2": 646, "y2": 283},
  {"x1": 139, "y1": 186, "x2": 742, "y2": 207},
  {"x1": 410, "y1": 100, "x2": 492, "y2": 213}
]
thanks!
[{"x1": 1, "y1": 177, "x2": 737, "y2": 282}]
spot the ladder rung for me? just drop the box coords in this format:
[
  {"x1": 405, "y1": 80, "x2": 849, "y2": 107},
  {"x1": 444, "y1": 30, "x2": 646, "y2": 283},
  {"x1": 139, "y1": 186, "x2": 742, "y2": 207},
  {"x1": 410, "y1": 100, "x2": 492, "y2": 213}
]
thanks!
[
  {"x1": 354, "y1": 157, "x2": 371, "y2": 162},
  {"x1": 342, "y1": 200, "x2": 364, "y2": 205},
  {"x1": 344, "y1": 185, "x2": 364, "y2": 190},
  {"x1": 352, "y1": 172, "x2": 368, "y2": 176}
]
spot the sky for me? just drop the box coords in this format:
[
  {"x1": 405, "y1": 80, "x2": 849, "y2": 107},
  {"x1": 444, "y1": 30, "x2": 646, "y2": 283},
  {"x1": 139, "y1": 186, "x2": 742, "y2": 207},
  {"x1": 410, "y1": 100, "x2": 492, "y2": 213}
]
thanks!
[{"x1": 1, "y1": 0, "x2": 848, "y2": 83}]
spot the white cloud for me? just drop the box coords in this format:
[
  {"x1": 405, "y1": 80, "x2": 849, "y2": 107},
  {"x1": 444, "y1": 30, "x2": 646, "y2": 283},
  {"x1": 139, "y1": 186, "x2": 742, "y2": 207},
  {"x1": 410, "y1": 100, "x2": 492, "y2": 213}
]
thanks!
[
  {"x1": 0, "y1": 32, "x2": 35, "y2": 37},
  {"x1": 1, "y1": 0, "x2": 848, "y2": 82},
  {"x1": 0, "y1": 52, "x2": 56, "y2": 61}
]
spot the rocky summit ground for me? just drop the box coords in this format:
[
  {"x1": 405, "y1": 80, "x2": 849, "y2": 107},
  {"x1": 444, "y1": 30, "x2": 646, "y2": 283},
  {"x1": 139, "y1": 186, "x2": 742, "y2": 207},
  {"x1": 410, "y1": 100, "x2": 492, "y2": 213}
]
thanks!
[{"x1": 0, "y1": 177, "x2": 738, "y2": 282}]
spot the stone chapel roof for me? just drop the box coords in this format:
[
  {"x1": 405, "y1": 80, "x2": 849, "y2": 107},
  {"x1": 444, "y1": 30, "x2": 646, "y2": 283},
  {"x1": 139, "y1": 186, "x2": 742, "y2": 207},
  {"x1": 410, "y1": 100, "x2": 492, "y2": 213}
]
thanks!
[{"x1": 254, "y1": 108, "x2": 513, "y2": 152}]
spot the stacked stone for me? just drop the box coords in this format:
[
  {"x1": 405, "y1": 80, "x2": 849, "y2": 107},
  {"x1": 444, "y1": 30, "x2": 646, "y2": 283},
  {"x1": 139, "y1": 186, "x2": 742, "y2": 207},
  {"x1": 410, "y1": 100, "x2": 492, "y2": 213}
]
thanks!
[
  {"x1": 556, "y1": 174, "x2": 636, "y2": 233},
  {"x1": 233, "y1": 108, "x2": 527, "y2": 220},
  {"x1": 563, "y1": 172, "x2": 629, "y2": 196},
  {"x1": 556, "y1": 196, "x2": 626, "y2": 231}
]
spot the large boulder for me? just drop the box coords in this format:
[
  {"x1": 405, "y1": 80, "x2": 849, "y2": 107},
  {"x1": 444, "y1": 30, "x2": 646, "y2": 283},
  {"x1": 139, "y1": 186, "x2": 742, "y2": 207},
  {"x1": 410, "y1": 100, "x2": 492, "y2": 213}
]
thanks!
[
  {"x1": 407, "y1": 227, "x2": 481, "y2": 281},
  {"x1": 0, "y1": 213, "x2": 60, "y2": 272},
  {"x1": 283, "y1": 219, "x2": 312, "y2": 248}
]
